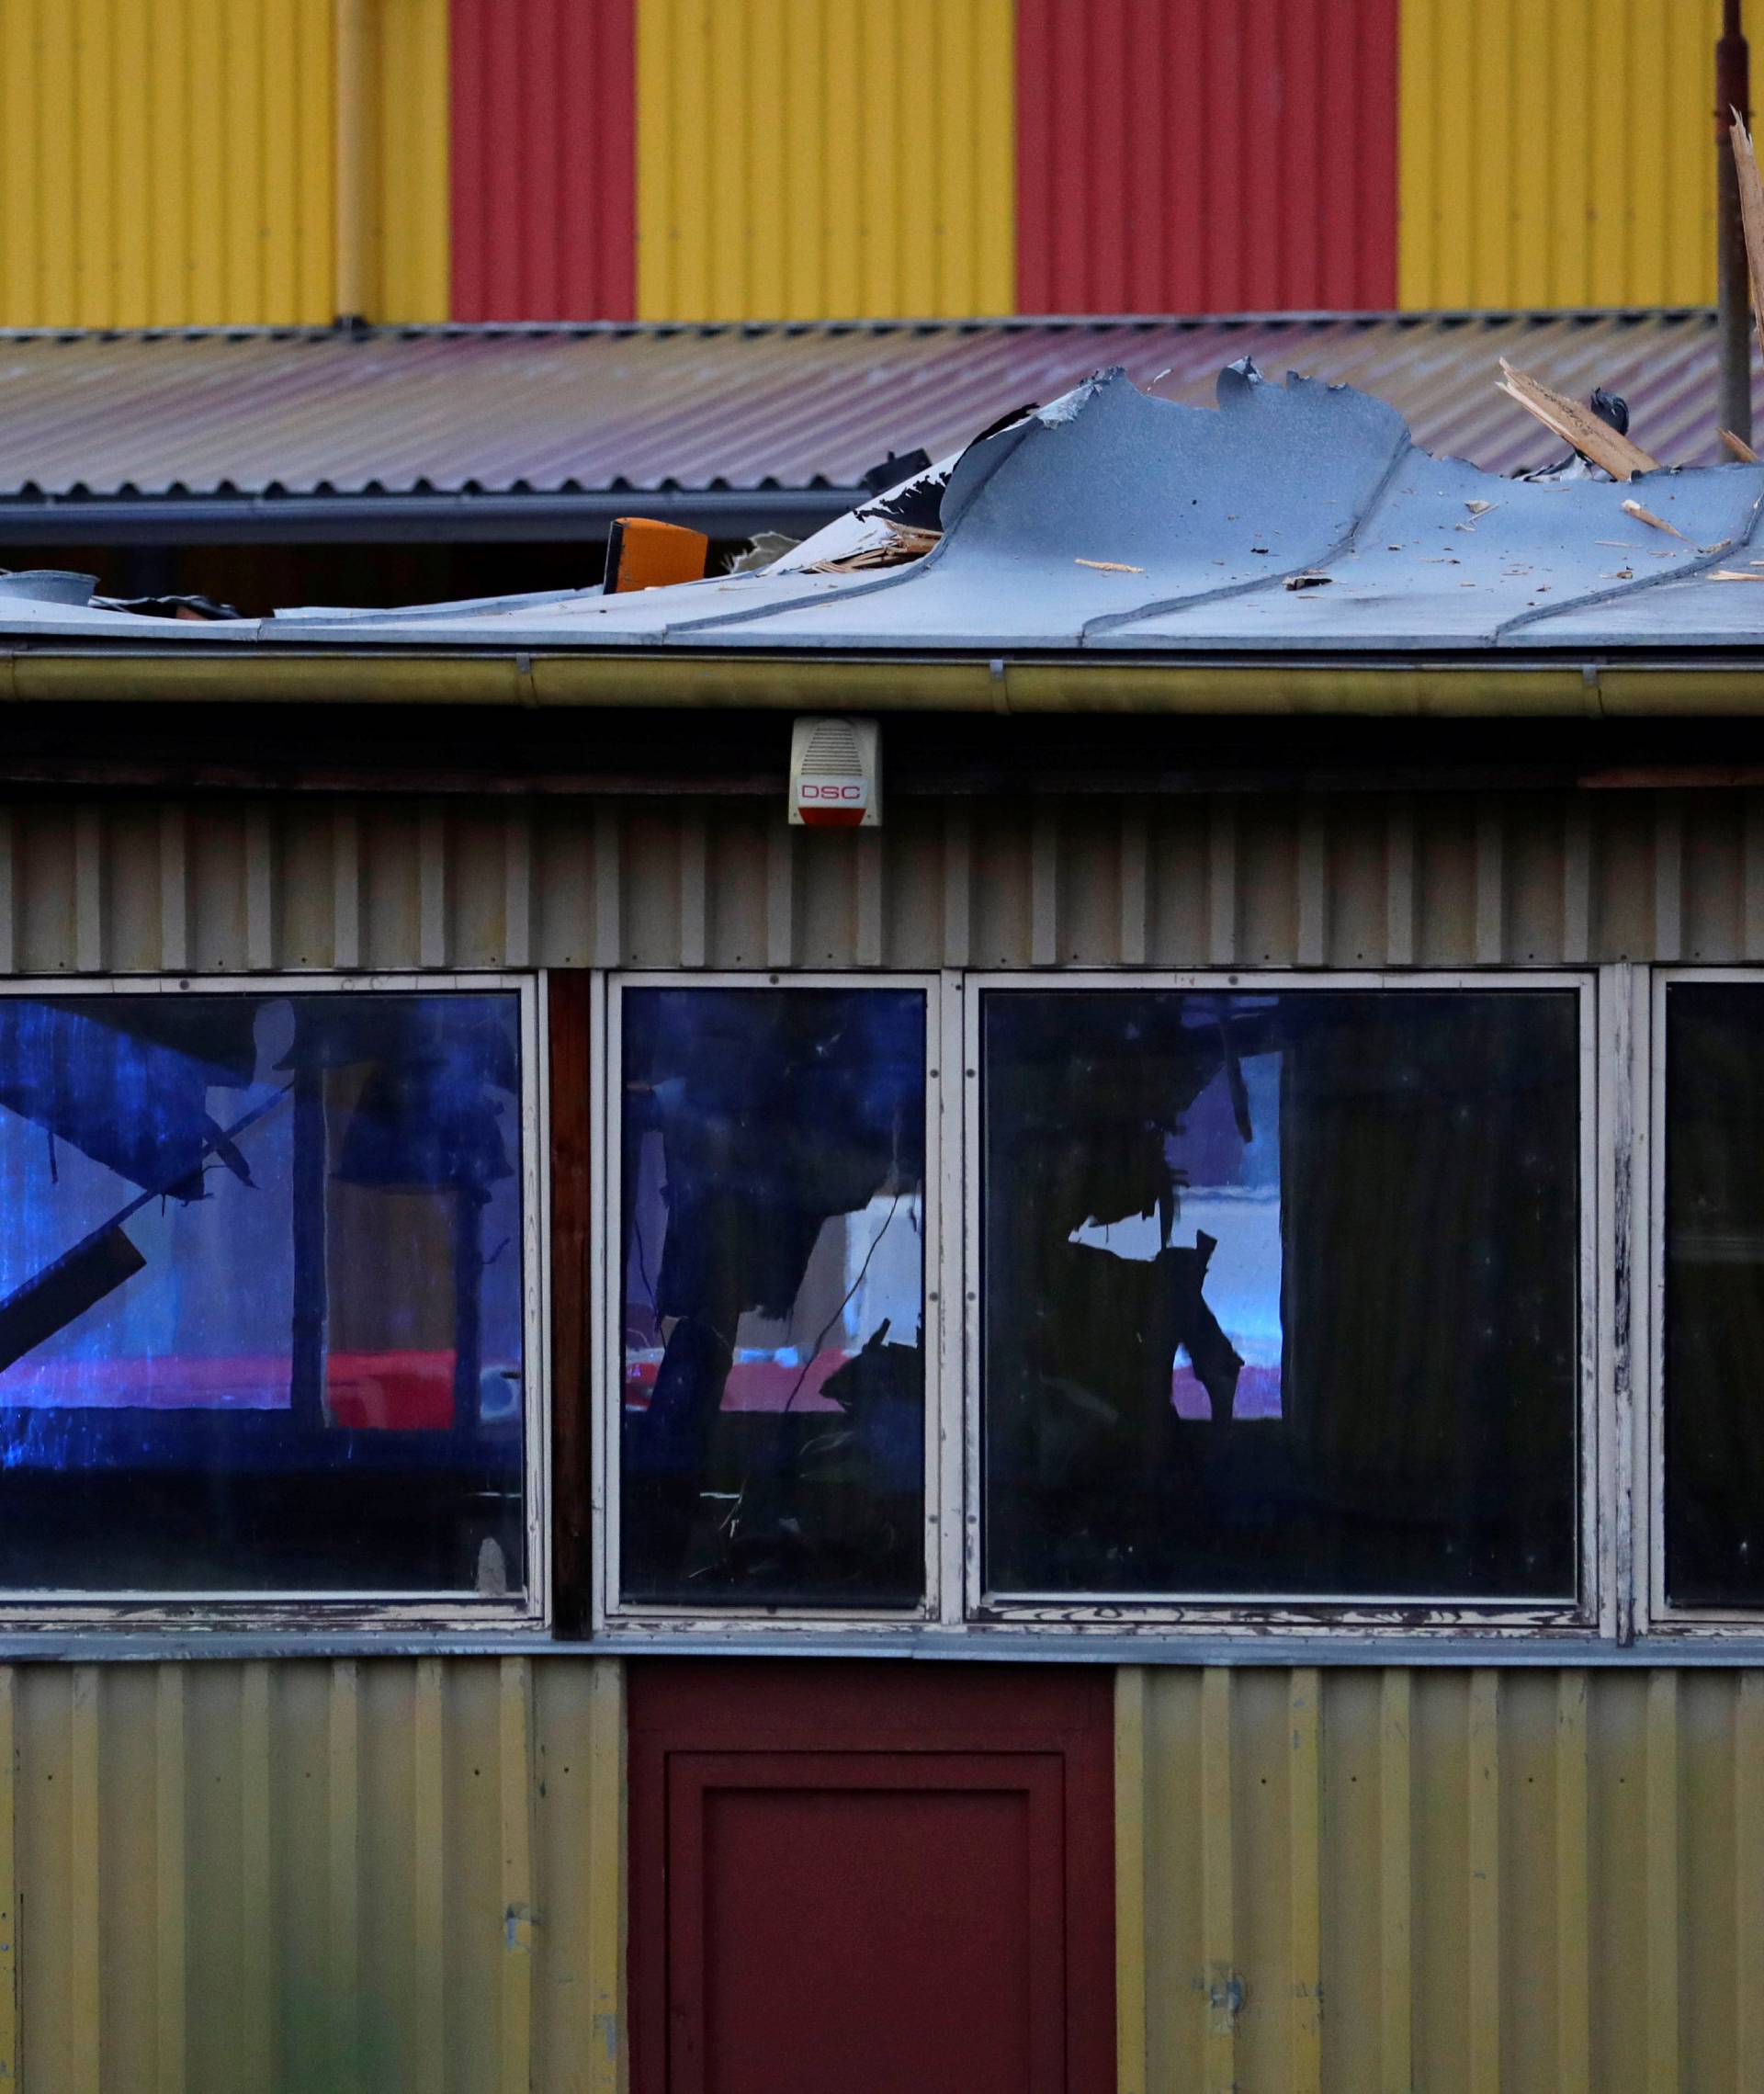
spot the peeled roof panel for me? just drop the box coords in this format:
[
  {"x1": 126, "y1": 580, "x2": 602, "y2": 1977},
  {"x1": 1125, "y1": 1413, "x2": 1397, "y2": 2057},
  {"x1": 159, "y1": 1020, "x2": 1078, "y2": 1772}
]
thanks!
[
  {"x1": 12, "y1": 363, "x2": 1764, "y2": 659},
  {"x1": 0, "y1": 312, "x2": 1756, "y2": 503}
]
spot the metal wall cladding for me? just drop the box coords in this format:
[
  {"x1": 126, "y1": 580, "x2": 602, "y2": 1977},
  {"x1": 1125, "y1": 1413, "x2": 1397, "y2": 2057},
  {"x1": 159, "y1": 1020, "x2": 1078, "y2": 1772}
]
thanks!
[
  {"x1": 1121, "y1": 1665, "x2": 1764, "y2": 2094},
  {"x1": 0, "y1": 0, "x2": 336, "y2": 329},
  {"x1": 1015, "y1": 0, "x2": 1400, "y2": 316},
  {"x1": 0, "y1": 0, "x2": 448, "y2": 329},
  {"x1": 634, "y1": 0, "x2": 1016, "y2": 323},
  {"x1": 369, "y1": 0, "x2": 452, "y2": 323},
  {"x1": 0, "y1": 1656, "x2": 623, "y2": 2094},
  {"x1": 0, "y1": 784, "x2": 1747, "y2": 978},
  {"x1": 450, "y1": 0, "x2": 636, "y2": 323},
  {"x1": 1398, "y1": 0, "x2": 1721, "y2": 311}
]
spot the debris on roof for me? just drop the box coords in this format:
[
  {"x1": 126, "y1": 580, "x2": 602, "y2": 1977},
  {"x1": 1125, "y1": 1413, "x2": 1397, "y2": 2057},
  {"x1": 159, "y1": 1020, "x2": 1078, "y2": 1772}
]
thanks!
[
  {"x1": 603, "y1": 516, "x2": 709, "y2": 594},
  {"x1": 5, "y1": 361, "x2": 1764, "y2": 656},
  {"x1": 1500, "y1": 362, "x2": 1656, "y2": 481}
]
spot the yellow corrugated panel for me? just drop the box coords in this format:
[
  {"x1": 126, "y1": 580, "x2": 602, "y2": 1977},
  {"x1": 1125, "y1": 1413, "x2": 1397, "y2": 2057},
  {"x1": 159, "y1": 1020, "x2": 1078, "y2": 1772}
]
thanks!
[
  {"x1": 1399, "y1": 0, "x2": 1720, "y2": 310},
  {"x1": 636, "y1": 0, "x2": 1015, "y2": 322},
  {"x1": 1124, "y1": 1664, "x2": 1764, "y2": 2093},
  {"x1": 0, "y1": 0, "x2": 447, "y2": 328},
  {"x1": 0, "y1": 1657, "x2": 624, "y2": 2091},
  {"x1": 370, "y1": 0, "x2": 451, "y2": 323},
  {"x1": 0, "y1": 0, "x2": 335, "y2": 328}
]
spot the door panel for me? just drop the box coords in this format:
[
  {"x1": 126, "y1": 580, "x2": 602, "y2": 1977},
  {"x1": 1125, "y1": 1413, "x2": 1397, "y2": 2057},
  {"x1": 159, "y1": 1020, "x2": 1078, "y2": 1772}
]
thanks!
[{"x1": 629, "y1": 1663, "x2": 1114, "y2": 2094}]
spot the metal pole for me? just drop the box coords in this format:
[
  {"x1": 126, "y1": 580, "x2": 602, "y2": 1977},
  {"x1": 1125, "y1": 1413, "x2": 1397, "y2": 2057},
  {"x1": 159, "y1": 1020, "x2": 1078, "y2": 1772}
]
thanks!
[{"x1": 1719, "y1": 0, "x2": 1754, "y2": 446}]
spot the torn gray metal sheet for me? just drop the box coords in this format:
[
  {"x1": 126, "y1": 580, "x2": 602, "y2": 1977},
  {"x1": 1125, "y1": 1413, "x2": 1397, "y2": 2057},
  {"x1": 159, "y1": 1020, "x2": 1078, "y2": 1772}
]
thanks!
[{"x1": 8, "y1": 365, "x2": 1764, "y2": 659}]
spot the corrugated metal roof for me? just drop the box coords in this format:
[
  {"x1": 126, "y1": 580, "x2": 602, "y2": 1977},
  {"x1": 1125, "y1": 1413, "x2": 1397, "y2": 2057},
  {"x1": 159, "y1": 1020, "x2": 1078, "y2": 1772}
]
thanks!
[
  {"x1": 10, "y1": 362, "x2": 1764, "y2": 662},
  {"x1": 0, "y1": 312, "x2": 1754, "y2": 517}
]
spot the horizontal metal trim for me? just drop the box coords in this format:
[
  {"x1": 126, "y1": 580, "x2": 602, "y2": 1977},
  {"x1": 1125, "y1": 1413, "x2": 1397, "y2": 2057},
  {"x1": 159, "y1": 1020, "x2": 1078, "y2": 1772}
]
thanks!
[
  {"x1": 0, "y1": 307, "x2": 1720, "y2": 346},
  {"x1": 0, "y1": 488, "x2": 857, "y2": 546},
  {"x1": 0, "y1": 1631, "x2": 1760, "y2": 1665}
]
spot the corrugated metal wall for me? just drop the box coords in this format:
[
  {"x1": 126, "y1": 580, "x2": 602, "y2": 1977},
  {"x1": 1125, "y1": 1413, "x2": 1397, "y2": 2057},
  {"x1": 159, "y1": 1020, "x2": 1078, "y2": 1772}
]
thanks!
[
  {"x1": 6, "y1": 776, "x2": 1764, "y2": 2085},
  {"x1": 633, "y1": 0, "x2": 1016, "y2": 323},
  {"x1": 450, "y1": 0, "x2": 636, "y2": 323},
  {"x1": 368, "y1": 0, "x2": 451, "y2": 323},
  {"x1": 0, "y1": 0, "x2": 336, "y2": 329},
  {"x1": 1, "y1": 1656, "x2": 622, "y2": 2094},
  {"x1": 1119, "y1": 1665, "x2": 1764, "y2": 2094},
  {"x1": 1397, "y1": 0, "x2": 1720, "y2": 311},
  {"x1": 0, "y1": 785, "x2": 1743, "y2": 977},
  {"x1": 0, "y1": 1, "x2": 1736, "y2": 327},
  {"x1": 1015, "y1": 0, "x2": 1399, "y2": 317}
]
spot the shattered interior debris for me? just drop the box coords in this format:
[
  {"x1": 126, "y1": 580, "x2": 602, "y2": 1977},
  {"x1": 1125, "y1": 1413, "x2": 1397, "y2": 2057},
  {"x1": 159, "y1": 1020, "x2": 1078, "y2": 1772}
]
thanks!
[
  {"x1": 982, "y1": 989, "x2": 1579, "y2": 1599},
  {"x1": 0, "y1": 992, "x2": 526, "y2": 1592},
  {"x1": 620, "y1": 989, "x2": 925, "y2": 1606}
]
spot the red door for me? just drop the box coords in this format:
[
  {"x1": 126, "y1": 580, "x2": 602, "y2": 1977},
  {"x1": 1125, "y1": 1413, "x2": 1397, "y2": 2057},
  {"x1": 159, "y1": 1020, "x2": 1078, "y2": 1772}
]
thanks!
[{"x1": 628, "y1": 1662, "x2": 1115, "y2": 2094}]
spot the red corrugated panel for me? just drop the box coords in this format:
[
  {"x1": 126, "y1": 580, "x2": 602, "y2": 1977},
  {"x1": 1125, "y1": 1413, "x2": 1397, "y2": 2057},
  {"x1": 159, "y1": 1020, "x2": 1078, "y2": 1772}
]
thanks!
[
  {"x1": 449, "y1": 0, "x2": 637, "y2": 323},
  {"x1": 1016, "y1": 0, "x2": 1400, "y2": 315}
]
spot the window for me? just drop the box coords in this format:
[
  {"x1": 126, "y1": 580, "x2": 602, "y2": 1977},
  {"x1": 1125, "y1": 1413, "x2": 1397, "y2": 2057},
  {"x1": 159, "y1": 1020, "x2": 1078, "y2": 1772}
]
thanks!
[
  {"x1": 976, "y1": 983, "x2": 1585, "y2": 1608},
  {"x1": 1661, "y1": 979, "x2": 1764, "y2": 1613},
  {"x1": 614, "y1": 981, "x2": 932, "y2": 1613},
  {"x1": 0, "y1": 981, "x2": 537, "y2": 1609}
]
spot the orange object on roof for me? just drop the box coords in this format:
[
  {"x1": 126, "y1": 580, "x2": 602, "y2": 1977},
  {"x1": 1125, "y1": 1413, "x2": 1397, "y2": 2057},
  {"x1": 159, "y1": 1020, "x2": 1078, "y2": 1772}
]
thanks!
[{"x1": 605, "y1": 516, "x2": 709, "y2": 593}]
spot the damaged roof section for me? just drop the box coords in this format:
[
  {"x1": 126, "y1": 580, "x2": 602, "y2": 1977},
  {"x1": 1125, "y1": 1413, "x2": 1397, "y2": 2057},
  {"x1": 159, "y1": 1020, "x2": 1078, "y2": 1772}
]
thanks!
[
  {"x1": 250, "y1": 365, "x2": 1764, "y2": 656},
  {"x1": 6, "y1": 363, "x2": 1764, "y2": 657}
]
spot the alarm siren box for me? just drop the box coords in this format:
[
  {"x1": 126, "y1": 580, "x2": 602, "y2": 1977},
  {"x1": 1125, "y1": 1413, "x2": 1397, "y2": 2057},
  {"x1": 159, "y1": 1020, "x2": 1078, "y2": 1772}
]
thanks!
[{"x1": 789, "y1": 717, "x2": 880, "y2": 828}]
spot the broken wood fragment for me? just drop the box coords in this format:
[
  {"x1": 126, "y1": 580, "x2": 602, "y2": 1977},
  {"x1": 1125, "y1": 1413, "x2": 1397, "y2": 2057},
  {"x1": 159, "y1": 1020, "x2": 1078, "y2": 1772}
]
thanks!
[
  {"x1": 1709, "y1": 568, "x2": 1764, "y2": 582},
  {"x1": 1283, "y1": 572, "x2": 1333, "y2": 591},
  {"x1": 1733, "y1": 113, "x2": 1764, "y2": 385},
  {"x1": 1621, "y1": 498, "x2": 1685, "y2": 538},
  {"x1": 808, "y1": 522, "x2": 941, "y2": 573},
  {"x1": 1497, "y1": 360, "x2": 1658, "y2": 481},
  {"x1": 1723, "y1": 427, "x2": 1760, "y2": 463},
  {"x1": 1074, "y1": 558, "x2": 1146, "y2": 574}
]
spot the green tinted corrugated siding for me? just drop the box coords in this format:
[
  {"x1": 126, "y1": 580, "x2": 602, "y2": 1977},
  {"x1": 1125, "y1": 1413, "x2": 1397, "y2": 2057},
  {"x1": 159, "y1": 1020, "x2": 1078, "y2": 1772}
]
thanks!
[
  {"x1": 1121, "y1": 1665, "x2": 1764, "y2": 2094},
  {"x1": 0, "y1": 1657, "x2": 623, "y2": 2094}
]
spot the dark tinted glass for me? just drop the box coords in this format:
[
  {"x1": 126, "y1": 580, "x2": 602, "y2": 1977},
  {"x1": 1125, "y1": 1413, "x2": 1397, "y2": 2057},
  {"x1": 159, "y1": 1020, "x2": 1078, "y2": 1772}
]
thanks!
[
  {"x1": 982, "y1": 989, "x2": 1579, "y2": 1600},
  {"x1": 0, "y1": 991, "x2": 526, "y2": 1594},
  {"x1": 1664, "y1": 982, "x2": 1764, "y2": 1606},
  {"x1": 620, "y1": 988, "x2": 926, "y2": 1608}
]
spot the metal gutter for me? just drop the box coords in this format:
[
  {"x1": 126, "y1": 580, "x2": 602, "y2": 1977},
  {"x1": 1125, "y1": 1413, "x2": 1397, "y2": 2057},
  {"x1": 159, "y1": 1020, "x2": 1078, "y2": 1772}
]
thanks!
[
  {"x1": 7, "y1": 646, "x2": 1764, "y2": 714},
  {"x1": 0, "y1": 487, "x2": 857, "y2": 547}
]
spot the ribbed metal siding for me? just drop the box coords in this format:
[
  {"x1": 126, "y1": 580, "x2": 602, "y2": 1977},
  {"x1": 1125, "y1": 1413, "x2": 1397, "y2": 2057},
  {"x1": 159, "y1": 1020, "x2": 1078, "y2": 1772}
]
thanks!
[
  {"x1": 450, "y1": 0, "x2": 636, "y2": 323},
  {"x1": 0, "y1": 787, "x2": 1747, "y2": 977},
  {"x1": 634, "y1": 0, "x2": 1016, "y2": 323},
  {"x1": 0, "y1": 0, "x2": 335, "y2": 329},
  {"x1": 372, "y1": 0, "x2": 452, "y2": 323},
  {"x1": 1015, "y1": 0, "x2": 1400, "y2": 316},
  {"x1": 1398, "y1": 0, "x2": 1720, "y2": 311},
  {"x1": 1120, "y1": 1665, "x2": 1764, "y2": 2094},
  {"x1": 0, "y1": 1656, "x2": 622, "y2": 2094}
]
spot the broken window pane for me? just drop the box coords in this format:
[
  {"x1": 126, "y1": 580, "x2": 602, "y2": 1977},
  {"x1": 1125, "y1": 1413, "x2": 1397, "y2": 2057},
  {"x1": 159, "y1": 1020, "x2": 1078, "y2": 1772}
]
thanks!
[
  {"x1": 0, "y1": 990, "x2": 527, "y2": 1596},
  {"x1": 982, "y1": 989, "x2": 1579, "y2": 1601},
  {"x1": 620, "y1": 987, "x2": 926, "y2": 1608},
  {"x1": 1664, "y1": 981, "x2": 1764, "y2": 1607}
]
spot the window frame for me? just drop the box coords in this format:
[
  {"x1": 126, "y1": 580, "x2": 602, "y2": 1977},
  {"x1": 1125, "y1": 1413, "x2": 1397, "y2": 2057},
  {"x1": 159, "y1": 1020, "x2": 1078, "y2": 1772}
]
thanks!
[
  {"x1": 0, "y1": 970, "x2": 549, "y2": 1634},
  {"x1": 963, "y1": 970, "x2": 1606, "y2": 1637},
  {"x1": 594, "y1": 970, "x2": 950, "y2": 1636},
  {"x1": 1641, "y1": 965, "x2": 1764, "y2": 1636}
]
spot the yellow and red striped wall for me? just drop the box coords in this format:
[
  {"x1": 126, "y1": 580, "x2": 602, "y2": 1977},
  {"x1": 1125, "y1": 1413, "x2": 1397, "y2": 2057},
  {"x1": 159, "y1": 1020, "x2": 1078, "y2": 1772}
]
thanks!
[{"x1": 0, "y1": 0, "x2": 1725, "y2": 330}]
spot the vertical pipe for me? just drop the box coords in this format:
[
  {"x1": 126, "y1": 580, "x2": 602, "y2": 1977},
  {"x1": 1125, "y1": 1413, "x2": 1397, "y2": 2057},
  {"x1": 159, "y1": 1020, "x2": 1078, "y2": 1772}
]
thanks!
[{"x1": 1718, "y1": 0, "x2": 1753, "y2": 447}]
